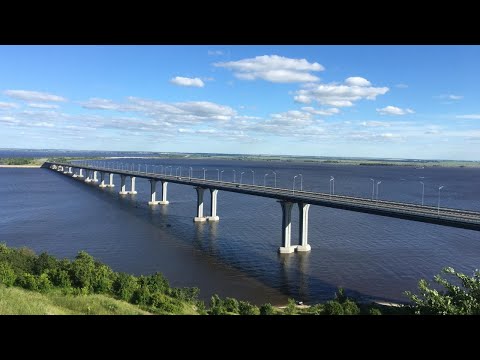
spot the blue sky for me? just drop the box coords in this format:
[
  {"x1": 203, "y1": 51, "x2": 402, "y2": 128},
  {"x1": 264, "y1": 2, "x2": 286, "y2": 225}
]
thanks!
[{"x1": 0, "y1": 45, "x2": 479, "y2": 160}]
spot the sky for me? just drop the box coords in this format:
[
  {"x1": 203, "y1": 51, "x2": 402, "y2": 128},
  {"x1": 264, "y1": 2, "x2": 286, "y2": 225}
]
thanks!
[{"x1": 0, "y1": 45, "x2": 479, "y2": 160}]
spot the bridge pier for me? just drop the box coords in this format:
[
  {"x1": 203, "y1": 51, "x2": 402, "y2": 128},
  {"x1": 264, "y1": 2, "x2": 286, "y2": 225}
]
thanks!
[
  {"x1": 119, "y1": 175, "x2": 128, "y2": 195},
  {"x1": 108, "y1": 173, "x2": 115, "y2": 187},
  {"x1": 194, "y1": 187, "x2": 207, "y2": 222},
  {"x1": 129, "y1": 177, "x2": 137, "y2": 194},
  {"x1": 92, "y1": 171, "x2": 99, "y2": 183},
  {"x1": 68, "y1": 167, "x2": 73, "y2": 174},
  {"x1": 207, "y1": 189, "x2": 219, "y2": 221},
  {"x1": 99, "y1": 172, "x2": 107, "y2": 188},
  {"x1": 78, "y1": 169, "x2": 84, "y2": 178},
  {"x1": 84, "y1": 170, "x2": 92, "y2": 183},
  {"x1": 297, "y1": 203, "x2": 311, "y2": 252},
  {"x1": 159, "y1": 181, "x2": 169, "y2": 204},
  {"x1": 148, "y1": 180, "x2": 159, "y2": 205},
  {"x1": 279, "y1": 201, "x2": 295, "y2": 254}
]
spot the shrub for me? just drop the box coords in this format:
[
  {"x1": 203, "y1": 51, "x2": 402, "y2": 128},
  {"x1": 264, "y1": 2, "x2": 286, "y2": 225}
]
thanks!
[
  {"x1": 308, "y1": 304, "x2": 324, "y2": 315},
  {"x1": 283, "y1": 298, "x2": 297, "y2": 315},
  {"x1": 92, "y1": 264, "x2": 114, "y2": 294},
  {"x1": 209, "y1": 294, "x2": 227, "y2": 315},
  {"x1": 146, "y1": 272, "x2": 170, "y2": 294},
  {"x1": 132, "y1": 285, "x2": 152, "y2": 306},
  {"x1": 33, "y1": 252, "x2": 58, "y2": 275},
  {"x1": 150, "y1": 292, "x2": 182, "y2": 313},
  {"x1": 16, "y1": 272, "x2": 38, "y2": 291},
  {"x1": 37, "y1": 273, "x2": 52, "y2": 292},
  {"x1": 112, "y1": 273, "x2": 138, "y2": 302},
  {"x1": 69, "y1": 251, "x2": 96, "y2": 292},
  {"x1": 259, "y1": 303, "x2": 275, "y2": 315},
  {"x1": 323, "y1": 300, "x2": 344, "y2": 315},
  {"x1": 369, "y1": 308, "x2": 382, "y2": 315},
  {"x1": 405, "y1": 267, "x2": 480, "y2": 315},
  {"x1": 238, "y1": 301, "x2": 259, "y2": 315},
  {"x1": 223, "y1": 297, "x2": 240, "y2": 313},
  {"x1": 342, "y1": 299, "x2": 360, "y2": 315},
  {"x1": 49, "y1": 268, "x2": 72, "y2": 288},
  {"x1": 0, "y1": 263, "x2": 16, "y2": 287}
]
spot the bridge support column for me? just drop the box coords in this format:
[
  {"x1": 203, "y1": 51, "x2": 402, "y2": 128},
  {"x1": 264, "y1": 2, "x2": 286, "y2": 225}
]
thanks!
[
  {"x1": 78, "y1": 169, "x2": 84, "y2": 178},
  {"x1": 297, "y1": 203, "x2": 311, "y2": 252},
  {"x1": 159, "y1": 181, "x2": 169, "y2": 204},
  {"x1": 119, "y1": 175, "x2": 128, "y2": 195},
  {"x1": 148, "y1": 180, "x2": 159, "y2": 205},
  {"x1": 99, "y1": 172, "x2": 107, "y2": 188},
  {"x1": 108, "y1": 173, "x2": 115, "y2": 187},
  {"x1": 279, "y1": 201, "x2": 295, "y2": 254},
  {"x1": 72, "y1": 168, "x2": 78, "y2": 178},
  {"x1": 68, "y1": 167, "x2": 73, "y2": 174},
  {"x1": 128, "y1": 177, "x2": 137, "y2": 194},
  {"x1": 207, "y1": 189, "x2": 219, "y2": 221},
  {"x1": 194, "y1": 187, "x2": 206, "y2": 222},
  {"x1": 84, "y1": 170, "x2": 92, "y2": 183},
  {"x1": 92, "y1": 171, "x2": 99, "y2": 183}
]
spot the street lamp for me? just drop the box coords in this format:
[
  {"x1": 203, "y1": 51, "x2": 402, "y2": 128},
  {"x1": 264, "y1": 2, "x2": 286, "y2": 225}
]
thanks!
[
  {"x1": 272, "y1": 171, "x2": 277, "y2": 188},
  {"x1": 189, "y1": 167, "x2": 193, "y2": 180},
  {"x1": 264, "y1": 173, "x2": 269, "y2": 187},
  {"x1": 240, "y1": 172, "x2": 245, "y2": 185},
  {"x1": 437, "y1": 186, "x2": 444, "y2": 215},
  {"x1": 251, "y1": 170, "x2": 255, "y2": 185},
  {"x1": 202, "y1": 168, "x2": 206, "y2": 180},
  {"x1": 216, "y1": 169, "x2": 220, "y2": 181},
  {"x1": 293, "y1": 175, "x2": 298, "y2": 194},
  {"x1": 376, "y1": 181, "x2": 382, "y2": 200},
  {"x1": 233, "y1": 170, "x2": 236, "y2": 183},
  {"x1": 220, "y1": 170, "x2": 224, "y2": 181},
  {"x1": 330, "y1": 176, "x2": 335, "y2": 195},
  {"x1": 370, "y1": 178, "x2": 375, "y2": 200},
  {"x1": 420, "y1": 181, "x2": 425, "y2": 206},
  {"x1": 298, "y1": 174, "x2": 303, "y2": 191}
]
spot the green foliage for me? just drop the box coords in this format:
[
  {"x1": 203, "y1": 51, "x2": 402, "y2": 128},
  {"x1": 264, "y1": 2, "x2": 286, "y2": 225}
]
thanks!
[
  {"x1": 308, "y1": 304, "x2": 324, "y2": 315},
  {"x1": 49, "y1": 269, "x2": 72, "y2": 288},
  {"x1": 37, "y1": 273, "x2": 52, "y2": 292},
  {"x1": 146, "y1": 272, "x2": 170, "y2": 294},
  {"x1": 405, "y1": 267, "x2": 480, "y2": 315},
  {"x1": 0, "y1": 158, "x2": 34, "y2": 165},
  {"x1": 69, "y1": 251, "x2": 96, "y2": 293},
  {"x1": 238, "y1": 301, "x2": 259, "y2": 315},
  {"x1": 0, "y1": 245, "x2": 36, "y2": 275},
  {"x1": 92, "y1": 264, "x2": 114, "y2": 294},
  {"x1": 335, "y1": 287, "x2": 347, "y2": 303},
  {"x1": 209, "y1": 294, "x2": 227, "y2": 315},
  {"x1": 369, "y1": 308, "x2": 382, "y2": 315},
  {"x1": 16, "y1": 273, "x2": 38, "y2": 291},
  {"x1": 323, "y1": 300, "x2": 344, "y2": 315},
  {"x1": 112, "y1": 273, "x2": 138, "y2": 302},
  {"x1": 342, "y1": 299, "x2": 360, "y2": 315},
  {"x1": 223, "y1": 297, "x2": 240, "y2": 313},
  {"x1": 168, "y1": 287, "x2": 200, "y2": 302},
  {"x1": 0, "y1": 263, "x2": 16, "y2": 287},
  {"x1": 33, "y1": 252, "x2": 58, "y2": 275},
  {"x1": 150, "y1": 292, "x2": 183, "y2": 313},
  {"x1": 259, "y1": 303, "x2": 275, "y2": 315},
  {"x1": 284, "y1": 298, "x2": 297, "y2": 315}
]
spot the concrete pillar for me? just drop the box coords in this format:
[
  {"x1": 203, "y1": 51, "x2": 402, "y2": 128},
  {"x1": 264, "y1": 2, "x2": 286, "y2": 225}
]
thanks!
[
  {"x1": 148, "y1": 180, "x2": 159, "y2": 205},
  {"x1": 85, "y1": 170, "x2": 92, "y2": 183},
  {"x1": 72, "y1": 168, "x2": 78, "y2": 178},
  {"x1": 193, "y1": 187, "x2": 206, "y2": 222},
  {"x1": 63, "y1": 166, "x2": 69, "y2": 174},
  {"x1": 68, "y1": 167, "x2": 73, "y2": 174},
  {"x1": 119, "y1": 175, "x2": 128, "y2": 195},
  {"x1": 279, "y1": 201, "x2": 294, "y2": 254},
  {"x1": 78, "y1": 169, "x2": 84, "y2": 178},
  {"x1": 159, "y1": 181, "x2": 169, "y2": 205},
  {"x1": 99, "y1": 172, "x2": 107, "y2": 188},
  {"x1": 108, "y1": 173, "x2": 115, "y2": 187},
  {"x1": 92, "y1": 171, "x2": 99, "y2": 183},
  {"x1": 297, "y1": 203, "x2": 311, "y2": 252},
  {"x1": 129, "y1": 177, "x2": 137, "y2": 194},
  {"x1": 207, "y1": 189, "x2": 219, "y2": 221}
]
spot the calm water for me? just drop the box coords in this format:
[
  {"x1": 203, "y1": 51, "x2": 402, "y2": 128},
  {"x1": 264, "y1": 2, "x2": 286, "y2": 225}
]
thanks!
[{"x1": 1, "y1": 155, "x2": 480, "y2": 305}]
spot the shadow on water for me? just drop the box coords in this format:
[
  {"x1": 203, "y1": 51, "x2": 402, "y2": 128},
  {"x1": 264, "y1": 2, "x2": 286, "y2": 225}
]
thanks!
[{"x1": 48, "y1": 169, "x2": 404, "y2": 305}]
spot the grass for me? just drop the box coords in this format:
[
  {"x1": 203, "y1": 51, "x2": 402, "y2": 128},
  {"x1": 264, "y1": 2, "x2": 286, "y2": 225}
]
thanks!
[{"x1": 0, "y1": 284, "x2": 151, "y2": 315}]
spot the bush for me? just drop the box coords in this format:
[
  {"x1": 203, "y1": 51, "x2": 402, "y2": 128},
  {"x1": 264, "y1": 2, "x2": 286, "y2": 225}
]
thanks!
[
  {"x1": 0, "y1": 263, "x2": 16, "y2": 287},
  {"x1": 405, "y1": 267, "x2": 480, "y2": 315},
  {"x1": 16, "y1": 272, "x2": 38, "y2": 291},
  {"x1": 223, "y1": 297, "x2": 240, "y2": 313},
  {"x1": 69, "y1": 251, "x2": 96, "y2": 292},
  {"x1": 49, "y1": 268, "x2": 72, "y2": 288},
  {"x1": 238, "y1": 301, "x2": 259, "y2": 315},
  {"x1": 132, "y1": 285, "x2": 152, "y2": 306},
  {"x1": 146, "y1": 273, "x2": 169, "y2": 294},
  {"x1": 92, "y1": 264, "x2": 114, "y2": 294},
  {"x1": 37, "y1": 273, "x2": 52, "y2": 292},
  {"x1": 342, "y1": 299, "x2": 360, "y2": 315},
  {"x1": 112, "y1": 273, "x2": 138, "y2": 302},
  {"x1": 209, "y1": 294, "x2": 227, "y2": 315},
  {"x1": 369, "y1": 308, "x2": 382, "y2": 315},
  {"x1": 0, "y1": 246, "x2": 36, "y2": 275},
  {"x1": 308, "y1": 304, "x2": 324, "y2": 315},
  {"x1": 284, "y1": 298, "x2": 297, "y2": 315},
  {"x1": 259, "y1": 303, "x2": 275, "y2": 315},
  {"x1": 150, "y1": 292, "x2": 183, "y2": 313},
  {"x1": 323, "y1": 300, "x2": 344, "y2": 315},
  {"x1": 33, "y1": 252, "x2": 58, "y2": 275}
]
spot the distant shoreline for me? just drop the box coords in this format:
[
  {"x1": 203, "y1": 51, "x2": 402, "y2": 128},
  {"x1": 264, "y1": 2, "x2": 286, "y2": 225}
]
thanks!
[{"x1": 0, "y1": 165, "x2": 41, "y2": 168}]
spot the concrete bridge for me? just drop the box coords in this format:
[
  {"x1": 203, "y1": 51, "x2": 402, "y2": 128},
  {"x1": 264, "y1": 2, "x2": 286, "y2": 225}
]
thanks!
[{"x1": 46, "y1": 162, "x2": 480, "y2": 254}]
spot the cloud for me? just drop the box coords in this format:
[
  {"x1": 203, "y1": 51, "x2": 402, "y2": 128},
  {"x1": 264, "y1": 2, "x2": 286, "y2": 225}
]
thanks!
[
  {"x1": 456, "y1": 114, "x2": 480, "y2": 119},
  {"x1": 395, "y1": 84, "x2": 408, "y2": 89},
  {"x1": 27, "y1": 103, "x2": 59, "y2": 109},
  {"x1": 170, "y1": 76, "x2": 205, "y2": 88},
  {"x1": 437, "y1": 94, "x2": 463, "y2": 100},
  {"x1": 214, "y1": 55, "x2": 324, "y2": 83},
  {"x1": 376, "y1": 106, "x2": 414, "y2": 115},
  {"x1": 0, "y1": 102, "x2": 19, "y2": 109},
  {"x1": 32, "y1": 122, "x2": 55, "y2": 128},
  {"x1": 294, "y1": 77, "x2": 388, "y2": 107},
  {"x1": 4, "y1": 90, "x2": 66, "y2": 102},
  {"x1": 301, "y1": 107, "x2": 339, "y2": 116},
  {"x1": 360, "y1": 121, "x2": 391, "y2": 127},
  {"x1": 0, "y1": 116, "x2": 19, "y2": 124},
  {"x1": 208, "y1": 50, "x2": 224, "y2": 56}
]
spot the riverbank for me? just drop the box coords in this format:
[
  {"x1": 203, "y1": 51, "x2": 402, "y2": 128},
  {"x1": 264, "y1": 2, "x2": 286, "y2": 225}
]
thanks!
[{"x1": 0, "y1": 165, "x2": 41, "y2": 168}]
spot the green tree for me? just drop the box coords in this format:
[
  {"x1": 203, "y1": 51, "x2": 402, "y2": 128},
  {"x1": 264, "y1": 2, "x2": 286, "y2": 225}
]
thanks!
[
  {"x1": 238, "y1": 301, "x2": 259, "y2": 315},
  {"x1": 259, "y1": 303, "x2": 275, "y2": 315},
  {"x1": 69, "y1": 251, "x2": 96, "y2": 292},
  {"x1": 283, "y1": 298, "x2": 297, "y2": 315},
  {"x1": 33, "y1": 252, "x2": 58, "y2": 275},
  {"x1": 0, "y1": 263, "x2": 16, "y2": 287},
  {"x1": 92, "y1": 264, "x2": 114, "y2": 294},
  {"x1": 112, "y1": 273, "x2": 138, "y2": 302},
  {"x1": 405, "y1": 267, "x2": 480, "y2": 315}
]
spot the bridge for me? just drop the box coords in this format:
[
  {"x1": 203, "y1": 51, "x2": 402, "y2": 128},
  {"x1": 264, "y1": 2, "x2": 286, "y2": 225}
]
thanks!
[{"x1": 45, "y1": 162, "x2": 480, "y2": 254}]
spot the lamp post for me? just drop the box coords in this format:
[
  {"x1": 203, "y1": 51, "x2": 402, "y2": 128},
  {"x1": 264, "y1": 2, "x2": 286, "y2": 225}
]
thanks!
[
  {"x1": 437, "y1": 186, "x2": 444, "y2": 215},
  {"x1": 272, "y1": 171, "x2": 277, "y2": 188},
  {"x1": 330, "y1": 176, "x2": 335, "y2": 195},
  {"x1": 251, "y1": 170, "x2": 255, "y2": 185},
  {"x1": 220, "y1": 170, "x2": 224, "y2": 181},
  {"x1": 202, "y1": 168, "x2": 206, "y2": 180},
  {"x1": 216, "y1": 169, "x2": 220, "y2": 181},
  {"x1": 240, "y1": 172, "x2": 245, "y2": 185},
  {"x1": 293, "y1": 175, "x2": 298, "y2": 194},
  {"x1": 232, "y1": 170, "x2": 236, "y2": 183},
  {"x1": 370, "y1": 178, "x2": 375, "y2": 200},
  {"x1": 264, "y1": 173, "x2": 269, "y2": 187},
  {"x1": 420, "y1": 181, "x2": 425, "y2": 206},
  {"x1": 298, "y1": 174, "x2": 303, "y2": 191},
  {"x1": 376, "y1": 181, "x2": 382, "y2": 200},
  {"x1": 189, "y1": 167, "x2": 193, "y2": 180}
]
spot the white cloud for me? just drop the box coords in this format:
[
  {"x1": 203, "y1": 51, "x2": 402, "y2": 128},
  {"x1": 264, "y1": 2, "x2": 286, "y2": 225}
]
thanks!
[
  {"x1": 360, "y1": 121, "x2": 391, "y2": 127},
  {"x1": 27, "y1": 103, "x2": 59, "y2": 109},
  {"x1": 294, "y1": 78, "x2": 388, "y2": 107},
  {"x1": 456, "y1": 114, "x2": 480, "y2": 119},
  {"x1": 345, "y1": 77, "x2": 371, "y2": 87},
  {"x1": 4, "y1": 90, "x2": 66, "y2": 102},
  {"x1": 0, "y1": 102, "x2": 19, "y2": 109},
  {"x1": 214, "y1": 55, "x2": 324, "y2": 83},
  {"x1": 0, "y1": 116, "x2": 19, "y2": 124},
  {"x1": 395, "y1": 84, "x2": 408, "y2": 89},
  {"x1": 437, "y1": 94, "x2": 463, "y2": 100},
  {"x1": 32, "y1": 122, "x2": 55, "y2": 128},
  {"x1": 376, "y1": 106, "x2": 414, "y2": 115},
  {"x1": 170, "y1": 76, "x2": 205, "y2": 88},
  {"x1": 208, "y1": 50, "x2": 224, "y2": 56},
  {"x1": 301, "y1": 107, "x2": 340, "y2": 116}
]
